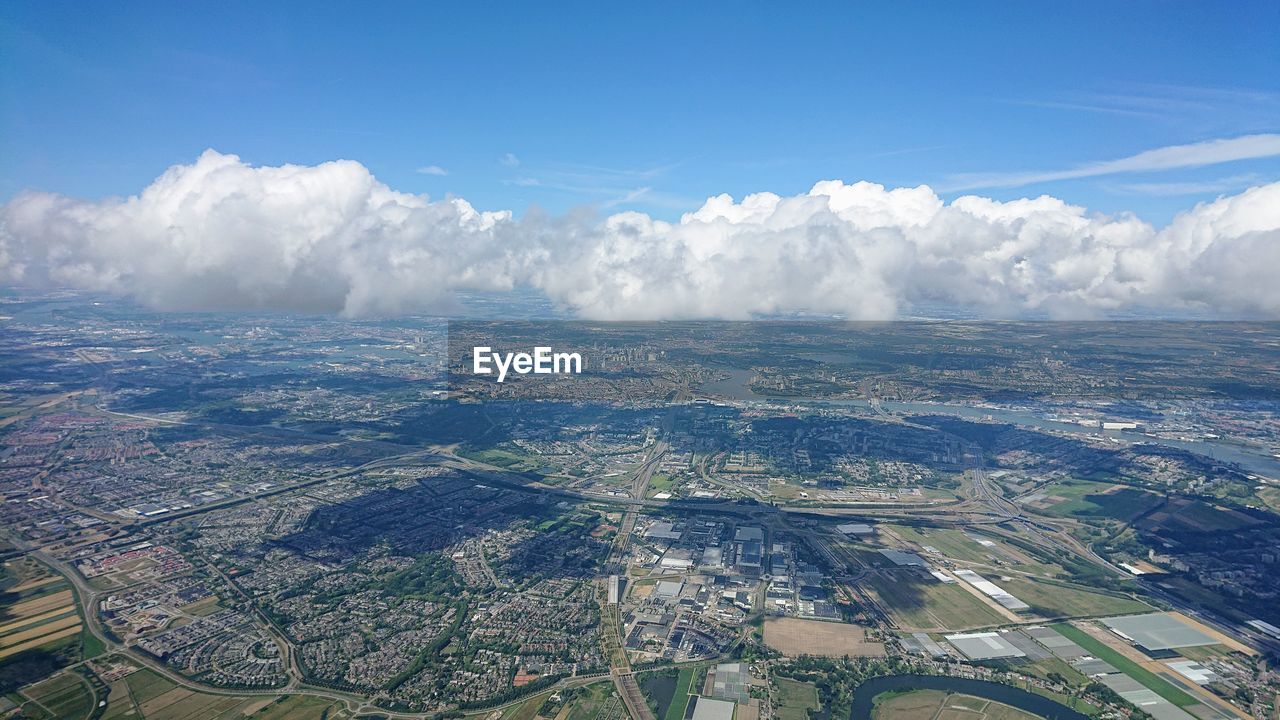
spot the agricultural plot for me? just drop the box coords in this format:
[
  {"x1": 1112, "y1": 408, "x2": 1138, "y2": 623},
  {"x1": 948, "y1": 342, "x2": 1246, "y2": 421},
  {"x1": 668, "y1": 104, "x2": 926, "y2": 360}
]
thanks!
[
  {"x1": 772, "y1": 677, "x2": 818, "y2": 720},
  {"x1": 885, "y1": 526, "x2": 1061, "y2": 577},
  {"x1": 860, "y1": 572, "x2": 1006, "y2": 631},
  {"x1": 1025, "y1": 480, "x2": 1162, "y2": 522},
  {"x1": 888, "y1": 526, "x2": 997, "y2": 564},
  {"x1": 993, "y1": 577, "x2": 1150, "y2": 618},
  {"x1": 243, "y1": 694, "x2": 348, "y2": 720},
  {"x1": 16, "y1": 672, "x2": 95, "y2": 720},
  {"x1": 98, "y1": 667, "x2": 276, "y2": 720},
  {"x1": 0, "y1": 558, "x2": 83, "y2": 666},
  {"x1": 1137, "y1": 497, "x2": 1263, "y2": 534},
  {"x1": 764, "y1": 617, "x2": 885, "y2": 657}
]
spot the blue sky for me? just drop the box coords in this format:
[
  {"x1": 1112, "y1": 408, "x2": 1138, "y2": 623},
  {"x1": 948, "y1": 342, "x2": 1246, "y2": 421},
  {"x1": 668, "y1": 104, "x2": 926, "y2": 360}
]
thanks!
[{"x1": 2, "y1": 1, "x2": 1278, "y2": 224}]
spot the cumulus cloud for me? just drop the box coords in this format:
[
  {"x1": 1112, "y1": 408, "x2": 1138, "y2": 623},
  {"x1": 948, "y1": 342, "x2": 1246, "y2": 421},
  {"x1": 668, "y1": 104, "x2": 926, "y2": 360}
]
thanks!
[{"x1": 2, "y1": 150, "x2": 1279, "y2": 319}]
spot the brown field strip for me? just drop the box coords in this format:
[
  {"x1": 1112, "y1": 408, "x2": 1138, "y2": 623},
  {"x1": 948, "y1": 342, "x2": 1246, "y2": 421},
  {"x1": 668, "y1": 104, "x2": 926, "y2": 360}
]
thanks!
[
  {"x1": 0, "y1": 606, "x2": 77, "y2": 636},
  {"x1": 7, "y1": 589, "x2": 74, "y2": 619},
  {"x1": 0, "y1": 614, "x2": 82, "y2": 648},
  {"x1": 0, "y1": 624, "x2": 81, "y2": 659},
  {"x1": 8, "y1": 576, "x2": 62, "y2": 594}
]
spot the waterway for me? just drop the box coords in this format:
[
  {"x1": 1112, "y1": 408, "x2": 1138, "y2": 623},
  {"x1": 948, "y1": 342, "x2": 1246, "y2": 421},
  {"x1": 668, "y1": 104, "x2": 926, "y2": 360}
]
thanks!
[
  {"x1": 848, "y1": 674, "x2": 1089, "y2": 720},
  {"x1": 700, "y1": 371, "x2": 1280, "y2": 478},
  {"x1": 640, "y1": 672, "x2": 678, "y2": 720}
]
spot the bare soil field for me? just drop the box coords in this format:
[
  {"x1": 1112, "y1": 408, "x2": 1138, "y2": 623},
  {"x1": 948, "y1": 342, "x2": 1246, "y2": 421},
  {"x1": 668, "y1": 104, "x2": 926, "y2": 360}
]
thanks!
[{"x1": 763, "y1": 617, "x2": 885, "y2": 657}]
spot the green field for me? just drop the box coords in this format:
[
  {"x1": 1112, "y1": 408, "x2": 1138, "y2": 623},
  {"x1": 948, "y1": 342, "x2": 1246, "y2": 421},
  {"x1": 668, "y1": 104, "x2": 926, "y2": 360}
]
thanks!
[
  {"x1": 460, "y1": 446, "x2": 540, "y2": 470},
  {"x1": 0, "y1": 558, "x2": 86, "y2": 693},
  {"x1": 19, "y1": 672, "x2": 95, "y2": 720},
  {"x1": 890, "y1": 526, "x2": 995, "y2": 564},
  {"x1": 665, "y1": 666, "x2": 698, "y2": 720},
  {"x1": 1142, "y1": 498, "x2": 1259, "y2": 533},
  {"x1": 1026, "y1": 686, "x2": 1100, "y2": 716},
  {"x1": 1033, "y1": 481, "x2": 1161, "y2": 521},
  {"x1": 248, "y1": 694, "x2": 345, "y2": 720},
  {"x1": 862, "y1": 572, "x2": 1006, "y2": 631},
  {"x1": 1050, "y1": 624, "x2": 1198, "y2": 708},
  {"x1": 1257, "y1": 486, "x2": 1280, "y2": 513},
  {"x1": 648, "y1": 474, "x2": 675, "y2": 496},
  {"x1": 119, "y1": 668, "x2": 174, "y2": 704},
  {"x1": 872, "y1": 688, "x2": 946, "y2": 720},
  {"x1": 500, "y1": 690, "x2": 555, "y2": 720},
  {"x1": 98, "y1": 667, "x2": 297, "y2": 720},
  {"x1": 773, "y1": 677, "x2": 818, "y2": 720},
  {"x1": 995, "y1": 577, "x2": 1150, "y2": 618},
  {"x1": 563, "y1": 681, "x2": 617, "y2": 720},
  {"x1": 872, "y1": 689, "x2": 1041, "y2": 720}
]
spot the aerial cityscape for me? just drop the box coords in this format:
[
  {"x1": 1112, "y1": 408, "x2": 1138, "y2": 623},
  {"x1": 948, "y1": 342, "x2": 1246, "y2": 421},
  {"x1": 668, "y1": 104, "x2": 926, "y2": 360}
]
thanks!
[
  {"x1": 2, "y1": 300, "x2": 1279, "y2": 719},
  {"x1": 3, "y1": 2, "x2": 1279, "y2": 719}
]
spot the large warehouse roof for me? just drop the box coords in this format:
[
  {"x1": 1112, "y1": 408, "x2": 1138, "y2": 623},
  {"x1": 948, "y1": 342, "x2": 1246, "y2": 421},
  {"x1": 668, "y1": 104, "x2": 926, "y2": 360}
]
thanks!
[{"x1": 1102, "y1": 613, "x2": 1217, "y2": 651}]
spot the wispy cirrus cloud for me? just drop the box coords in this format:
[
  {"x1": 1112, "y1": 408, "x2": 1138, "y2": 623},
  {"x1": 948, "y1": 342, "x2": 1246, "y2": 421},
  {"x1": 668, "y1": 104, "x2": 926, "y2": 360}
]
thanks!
[
  {"x1": 945, "y1": 134, "x2": 1280, "y2": 191},
  {"x1": 415, "y1": 165, "x2": 448, "y2": 176},
  {"x1": 504, "y1": 159, "x2": 686, "y2": 209},
  {"x1": 1007, "y1": 83, "x2": 1280, "y2": 126},
  {"x1": 868, "y1": 145, "x2": 949, "y2": 158},
  {"x1": 1108, "y1": 174, "x2": 1267, "y2": 196}
]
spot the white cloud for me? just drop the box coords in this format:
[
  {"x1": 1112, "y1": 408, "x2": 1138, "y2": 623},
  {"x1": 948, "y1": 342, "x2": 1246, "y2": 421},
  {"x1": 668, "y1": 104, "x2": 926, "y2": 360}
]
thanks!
[
  {"x1": 3, "y1": 150, "x2": 1279, "y2": 319},
  {"x1": 1109, "y1": 174, "x2": 1263, "y2": 196},
  {"x1": 416, "y1": 165, "x2": 448, "y2": 176},
  {"x1": 947, "y1": 134, "x2": 1280, "y2": 190},
  {"x1": 500, "y1": 153, "x2": 520, "y2": 167}
]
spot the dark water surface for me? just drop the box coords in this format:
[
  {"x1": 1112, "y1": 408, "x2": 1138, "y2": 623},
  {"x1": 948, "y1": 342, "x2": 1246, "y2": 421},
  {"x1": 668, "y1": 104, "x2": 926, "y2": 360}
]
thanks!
[{"x1": 849, "y1": 674, "x2": 1089, "y2": 720}]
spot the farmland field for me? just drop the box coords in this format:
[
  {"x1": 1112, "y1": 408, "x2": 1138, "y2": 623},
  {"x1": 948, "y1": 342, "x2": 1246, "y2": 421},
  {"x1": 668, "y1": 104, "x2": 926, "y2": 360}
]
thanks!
[
  {"x1": 0, "y1": 558, "x2": 84, "y2": 678},
  {"x1": 246, "y1": 694, "x2": 347, "y2": 720},
  {"x1": 860, "y1": 573, "x2": 1006, "y2": 631},
  {"x1": 773, "y1": 677, "x2": 818, "y2": 720},
  {"x1": 889, "y1": 526, "x2": 996, "y2": 564},
  {"x1": 18, "y1": 672, "x2": 95, "y2": 720},
  {"x1": 994, "y1": 577, "x2": 1151, "y2": 618},
  {"x1": 1028, "y1": 480, "x2": 1162, "y2": 522},
  {"x1": 764, "y1": 617, "x2": 885, "y2": 657},
  {"x1": 98, "y1": 667, "x2": 348, "y2": 720},
  {"x1": 1138, "y1": 497, "x2": 1263, "y2": 534}
]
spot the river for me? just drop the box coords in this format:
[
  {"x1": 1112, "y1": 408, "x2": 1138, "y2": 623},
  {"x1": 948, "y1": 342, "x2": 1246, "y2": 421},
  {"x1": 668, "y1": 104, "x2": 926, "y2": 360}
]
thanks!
[
  {"x1": 848, "y1": 674, "x2": 1089, "y2": 720},
  {"x1": 700, "y1": 371, "x2": 1280, "y2": 478}
]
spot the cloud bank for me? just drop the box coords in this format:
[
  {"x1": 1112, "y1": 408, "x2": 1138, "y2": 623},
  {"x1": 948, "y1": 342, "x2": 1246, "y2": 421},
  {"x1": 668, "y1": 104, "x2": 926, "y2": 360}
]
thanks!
[{"x1": 2, "y1": 150, "x2": 1278, "y2": 319}]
